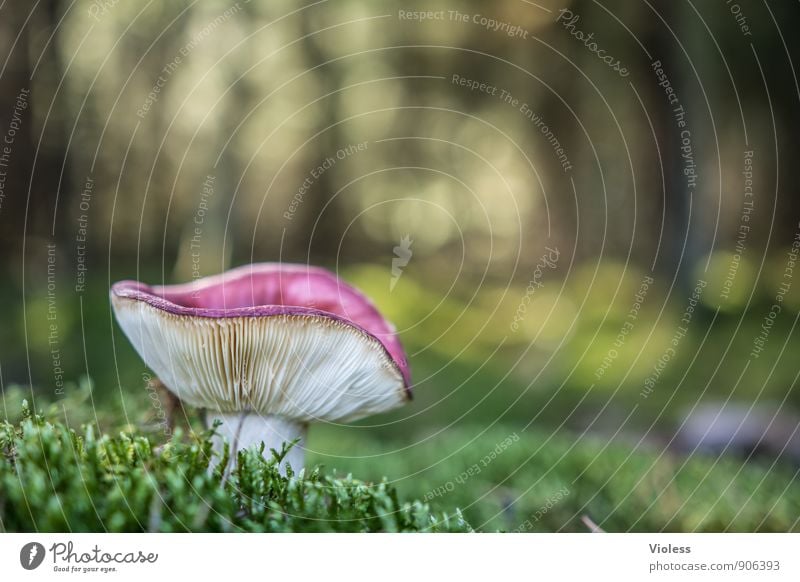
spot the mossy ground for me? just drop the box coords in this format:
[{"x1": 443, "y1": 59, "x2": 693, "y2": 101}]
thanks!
[
  {"x1": 2, "y1": 396, "x2": 798, "y2": 533},
  {"x1": 0, "y1": 404, "x2": 469, "y2": 533}
]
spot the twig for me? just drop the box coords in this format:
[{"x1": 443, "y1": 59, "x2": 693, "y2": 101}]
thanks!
[{"x1": 581, "y1": 514, "x2": 606, "y2": 533}]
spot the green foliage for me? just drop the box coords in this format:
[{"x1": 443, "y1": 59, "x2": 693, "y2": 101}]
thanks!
[
  {"x1": 308, "y1": 425, "x2": 800, "y2": 533},
  {"x1": 3, "y1": 393, "x2": 798, "y2": 533},
  {"x1": 0, "y1": 403, "x2": 470, "y2": 533}
]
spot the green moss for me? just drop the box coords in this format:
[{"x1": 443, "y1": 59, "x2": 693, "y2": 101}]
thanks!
[
  {"x1": 4, "y1": 394, "x2": 797, "y2": 533},
  {"x1": 307, "y1": 424, "x2": 800, "y2": 532},
  {"x1": 0, "y1": 403, "x2": 470, "y2": 533}
]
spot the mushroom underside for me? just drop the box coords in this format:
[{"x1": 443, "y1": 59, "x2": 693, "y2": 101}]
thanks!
[
  {"x1": 112, "y1": 297, "x2": 408, "y2": 422},
  {"x1": 111, "y1": 264, "x2": 412, "y2": 473}
]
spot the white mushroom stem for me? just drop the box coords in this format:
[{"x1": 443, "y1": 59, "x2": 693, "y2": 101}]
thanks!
[{"x1": 208, "y1": 412, "x2": 307, "y2": 475}]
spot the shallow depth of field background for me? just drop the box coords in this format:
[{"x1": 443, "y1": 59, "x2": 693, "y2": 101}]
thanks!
[{"x1": 1, "y1": 0, "x2": 800, "y2": 531}]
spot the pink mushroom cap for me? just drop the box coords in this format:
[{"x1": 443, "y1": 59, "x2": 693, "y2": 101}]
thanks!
[{"x1": 111, "y1": 263, "x2": 411, "y2": 421}]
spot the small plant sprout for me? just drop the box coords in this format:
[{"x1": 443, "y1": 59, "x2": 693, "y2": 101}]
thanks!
[
  {"x1": 390, "y1": 235, "x2": 413, "y2": 291},
  {"x1": 111, "y1": 263, "x2": 411, "y2": 473}
]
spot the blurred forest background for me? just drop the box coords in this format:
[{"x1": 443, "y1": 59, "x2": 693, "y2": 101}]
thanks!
[{"x1": 1, "y1": 0, "x2": 800, "y2": 530}]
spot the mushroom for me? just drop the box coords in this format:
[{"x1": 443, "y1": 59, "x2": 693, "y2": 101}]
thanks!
[{"x1": 110, "y1": 263, "x2": 411, "y2": 472}]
